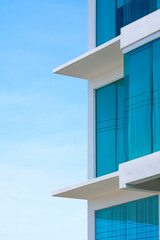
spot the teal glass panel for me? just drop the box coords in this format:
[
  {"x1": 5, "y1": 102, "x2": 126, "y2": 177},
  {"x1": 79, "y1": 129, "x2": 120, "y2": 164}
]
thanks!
[
  {"x1": 96, "y1": 195, "x2": 159, "y2": 240},
  {"x1": 96, "y1": 79, "x2": 124, "y2": 177},
  {"x1": 116, "y1": 79, "x2": 124, "y2": 166},
  {"x1": 126, "y1": 201, "x2": 137, "y2": 239},
  {"x1": 153, "y1": 38, "x2": 160, "y2": 152},
  {"x1": 96, "y1": 0, "x2": 116, "y2": 46},
  {"x1": 96, "y1": 84, "x2": 116, "y2": 177},
  {"x1": 124, "y1": 54, "x2": 130, "y2": 161},
  {"x1": 116, "y1": 0, "x2": 125, "y2": 36},
  {"x1": 117, "y1": 0, "x2": 125, "y2": 8},
  {"x1": 124, "y1": 0, "x2": 157, "y2": 27},
  {"x1": 124, "y1": 45, "x2": 152, "y2": 161},
  {"x1": 136, "y1": 199, "x2": 148, "y2": 239},
  {"x1": 96, "y1": 204, "x2": 126, "y2": 240},
  {"x1": 146, "y1": 196, "x2": 159, "y2": 238},
  {"x1": 96, "y1": 0, "x2": 160, "y2": 47}
]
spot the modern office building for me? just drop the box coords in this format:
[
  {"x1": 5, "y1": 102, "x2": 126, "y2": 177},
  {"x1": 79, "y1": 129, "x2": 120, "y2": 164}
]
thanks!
[{"x1": 53, "y1": 0, "x2": 160, "y2": 239}]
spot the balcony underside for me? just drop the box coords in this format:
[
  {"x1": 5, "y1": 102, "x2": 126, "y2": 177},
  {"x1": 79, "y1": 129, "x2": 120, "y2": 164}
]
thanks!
[
  {"x1": 128, "y1": 178, "x2": 160, "y2": 191},
  {"x1": 53, "y1": 10, "x2": 160, "y2": 81},
  {"x1": 52, "y1": 172, "x2": 119, "y2": 200},
  {"x1": 53, "y1": 36, "x2": 123, "y2": 80},
  {"x1": 52, "y1": 152, "x2": 160, "y2": 200}
]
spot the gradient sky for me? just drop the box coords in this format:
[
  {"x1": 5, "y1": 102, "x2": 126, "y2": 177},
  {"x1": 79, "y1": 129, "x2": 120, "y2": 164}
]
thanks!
[{"x1": 0, "y1": 1, "x2": 87, "y2": 239}]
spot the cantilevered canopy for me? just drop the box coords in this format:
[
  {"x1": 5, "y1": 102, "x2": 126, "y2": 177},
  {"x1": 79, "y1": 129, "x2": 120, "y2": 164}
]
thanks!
[
  {"x1": 52, "y1": 172, "x2": 119, "y2": 200},
  {"x1": 53, "y1": 36, "x2": 123, "y2": 80}
]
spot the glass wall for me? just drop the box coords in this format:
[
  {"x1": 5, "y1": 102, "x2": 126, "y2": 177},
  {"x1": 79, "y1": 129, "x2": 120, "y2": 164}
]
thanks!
[
  {"x1": 124, "y1": 38, "x2": 160, "y2": 162},
  {"x1": 124, "y1": 44, "x2": 152, "y2": 161},
  {"x1": 153, "y1": 39, "x2": 160, "y2": 152},
  {"x1": 96, "y1": 38, "x2": 160, "y2": 177},
  {"x1": 96, "y1": 0, "x2": 116, "y2": 47},
  {"x1": 96, "y1": 0, "x2": 159, "y2": 46},
  {"x1": 124, "y1": 0, "x2": 157, "y2": 26},
  {"x1": 96, "y1": 79, "x2": 124, "y2": 177},
  {"x1": 96, "y1": 195, "x2": 159, "y2": 240}
]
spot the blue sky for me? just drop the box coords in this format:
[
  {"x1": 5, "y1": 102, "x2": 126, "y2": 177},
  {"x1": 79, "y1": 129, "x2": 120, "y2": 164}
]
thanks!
[{"x1": 0, "y1": 1, "x2": 87, "y2": 239}]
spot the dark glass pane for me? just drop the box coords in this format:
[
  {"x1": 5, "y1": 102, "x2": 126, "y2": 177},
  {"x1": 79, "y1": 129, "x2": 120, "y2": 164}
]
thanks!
[{"x1": 116, "y1": 0, "x2": 125, "y2": 36}]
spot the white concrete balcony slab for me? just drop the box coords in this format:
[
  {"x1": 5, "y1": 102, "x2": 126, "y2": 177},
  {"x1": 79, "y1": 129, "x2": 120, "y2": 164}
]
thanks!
[
  {"x1": 121, "y1": 9, "x2": 160, "y2": 53},
  {"x1": 119, "y1": 151, "x2": 160, "y2": 191},
  {"x1": 52, "y1": 172, "x2": 119, "y2": 200},
  {"x1": 53, "y1": 10, "x2": 160, "y2": 81},
  {"x1": 52, "y1": 152, "x2": 160, "y2": 200},
  {"x1": 53, "y1": 152, "x2": 160, "y2": 200},
  {"x1": 53, "y1": 36, "x2": 123, "y2": 80}
]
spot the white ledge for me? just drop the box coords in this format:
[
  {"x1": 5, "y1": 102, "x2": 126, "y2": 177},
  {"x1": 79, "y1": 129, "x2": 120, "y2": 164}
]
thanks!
[
  {"x1": 119, "y1": 151, "x2": 160, "y2": 190},
  {"x1": 53, "y1": 10, "x2": 160, "y2": 80},
  {"x1": 53, "y1": 36, "x2": 123, "y2": 80},
  {"x1": 121, "y1": 9, "x2": 160, "y2": 53},
  {"x1": 52, "y1": 172, "x2": 119, "y2": 200},
  {"x1": 52, "y1": 151, "x2": 160, "y2": 200}
]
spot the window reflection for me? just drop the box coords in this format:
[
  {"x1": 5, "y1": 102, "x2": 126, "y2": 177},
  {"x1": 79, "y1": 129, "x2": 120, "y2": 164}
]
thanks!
[
  {"x1": 96, "y1": 196, "x2": 159, "y2": 240},
  {"x1": 96, "y1": 0, "x2": 159, "y2": 46}
]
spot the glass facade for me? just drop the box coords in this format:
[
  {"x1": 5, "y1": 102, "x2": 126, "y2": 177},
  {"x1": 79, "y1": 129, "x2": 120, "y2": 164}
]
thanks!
[
  {"x1": 153, "y1": 39, "x2": 160, "y2": 152},
  {"x1": 96, "y1": 38, "x2": 160, "y2": 177},
  {"x1": 124, "y1": 38, "x2": 160, "y2": 161},
  {"x1": 124, "y1": 44, "x2": 152, "y2": 161},
  {"x1": 96, "y1": 195, "x2": 159, "y2": 240},
  {"x1": 96, "y1": 0, "x2": 116, "y2": 47},
  {"x1": 96, "y1": 79, "x2": 124, "y2": 177},
  {"x1": 96, "y1": 0, "x2": 160, "y2": 46}
]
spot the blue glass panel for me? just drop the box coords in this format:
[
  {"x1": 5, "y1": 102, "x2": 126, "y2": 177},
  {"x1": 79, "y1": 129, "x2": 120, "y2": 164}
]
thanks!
[
  {"x1": 96, "y1": 0, "x2": 160, "y2": 47},
  {"x1": 136, "y1": 199, "x2": 148, "y2": 239},
  {"x1": 116, "y1": 79, "x2": 124, "y2": 166},
  {"x1": 116, "y1": 0, "x2": 124, "y2": 36},
  {"x1": 153, "y1": 38, "x2": 160, "y2": 152},
  {"x1": 124, "y1": 45, "x2": 152, "y2": 161},
  {"x1": 96, "y1": 0, "x2": 116, "y2": 46},
  {"x1": 96, "y1": 84, "x2": 116, "y2": 177},
  {"x1": 96, "y1": 204, "x2": 126, "y2": 240},
  {"x1": 96, "y1": 79, "x2": 124, "y2": 177},
  {"x1": 96, "y1": 196, "x2": 159, "y2": 240},
  {"x1": 124, "y1": 0, "x2": 157, "y2": 26},
  {"x1": 147, "y1": 196, "x2": 159, "y2": 238},
  {"x1": 126, "y1": 201, "x2": 137, "y2": 239},
  {"x1": 117, "y1": 0, "x2": 125, "y2": 7}
]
